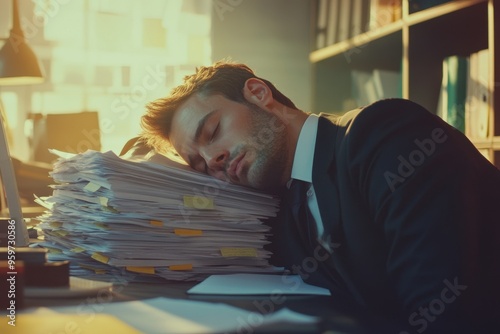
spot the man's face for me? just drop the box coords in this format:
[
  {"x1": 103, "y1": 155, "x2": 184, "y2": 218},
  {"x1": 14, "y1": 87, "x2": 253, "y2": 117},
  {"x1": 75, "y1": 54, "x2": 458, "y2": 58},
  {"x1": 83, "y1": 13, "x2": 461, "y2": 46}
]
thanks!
[{"x1": 170, "y1": 93, "x2": 289, "y2": 191}]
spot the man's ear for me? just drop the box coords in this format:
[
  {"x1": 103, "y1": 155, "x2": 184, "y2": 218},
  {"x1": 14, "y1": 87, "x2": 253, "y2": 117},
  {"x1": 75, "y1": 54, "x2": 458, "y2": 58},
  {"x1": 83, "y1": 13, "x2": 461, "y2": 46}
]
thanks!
[{"x1": 243, "y1": 78, "x2": 273, "y2": 108}]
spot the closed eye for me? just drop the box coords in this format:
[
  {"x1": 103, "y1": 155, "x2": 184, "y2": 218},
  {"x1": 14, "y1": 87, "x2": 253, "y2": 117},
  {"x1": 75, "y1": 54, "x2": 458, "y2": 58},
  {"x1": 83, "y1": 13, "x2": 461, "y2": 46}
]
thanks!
[{"x1": 210, "y1": 122, "x2": 220, "y2": 143}]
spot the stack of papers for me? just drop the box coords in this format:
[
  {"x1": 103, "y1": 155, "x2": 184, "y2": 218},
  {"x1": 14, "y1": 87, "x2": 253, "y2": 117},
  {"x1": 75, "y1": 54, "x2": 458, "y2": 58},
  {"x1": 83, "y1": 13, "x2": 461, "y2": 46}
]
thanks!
[{"x1": 36, "y1": 150, "x2": 281, "y2": 281}]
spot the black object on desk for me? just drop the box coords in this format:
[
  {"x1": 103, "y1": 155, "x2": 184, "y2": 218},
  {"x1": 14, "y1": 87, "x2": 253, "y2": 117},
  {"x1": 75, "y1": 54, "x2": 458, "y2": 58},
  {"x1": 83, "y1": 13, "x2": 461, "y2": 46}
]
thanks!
[{"x1": 0, "y1": 246, "x2": 69, "y2": 288}]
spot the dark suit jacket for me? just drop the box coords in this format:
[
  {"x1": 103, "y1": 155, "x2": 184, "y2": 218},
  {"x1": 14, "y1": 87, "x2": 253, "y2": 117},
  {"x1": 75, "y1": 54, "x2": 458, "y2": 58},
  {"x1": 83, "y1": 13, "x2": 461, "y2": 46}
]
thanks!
[{"x1": 269, "y1": 99, "x2": 500, "y2": 332}]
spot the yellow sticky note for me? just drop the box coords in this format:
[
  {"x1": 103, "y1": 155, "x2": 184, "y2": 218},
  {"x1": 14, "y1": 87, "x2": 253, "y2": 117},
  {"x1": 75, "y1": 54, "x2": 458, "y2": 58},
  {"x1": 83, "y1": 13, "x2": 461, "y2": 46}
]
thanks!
[
  {"x1": 126, "y1": 266, "x2": 156, "y2": 274},
  {"x1": 102, "y1": 206, "x2": 119, "y2": 213},
  {"x1": 174, "y1": 228, "x2": 203, "y2": 236},
  {"x1": 183, "y1": 195, "x2": 214, "y2": 209},
  {"x1": 169, "y1": 264, "x2": 193, "y2": 271},
  {"x1": 99, "y1": 197, "x2": 109, "y2": 206},
  {"x1": 49, "y1": 221, "x2": 63, "y2": 228},
  {"x1": 44, "y1": 246, "x2": 62, "y2": 254},
  {"x1": 70, "y1": 247, "x2": 86, "y2": 253},
  {"x1": 150, "y1": 220, "x2": 163, "y2": 227},
  {"x1": 94, "y1": 222, "x2": 110, "y2": 230},
  {"x1": 54, "y1": 230, "x2": 68, "y2": 237},
  {"x1": 78, "y1": 263, "x2": 103, "y2": 272},
  {"x1": 84, "y1": 182, "x2": 101, "y2": 192},
  {"x1": 91, "y1": 252, "x2": 109, "y2": 264},
  {"x1": 220, "y1": 248, "x2": 258, "y2": 257}
]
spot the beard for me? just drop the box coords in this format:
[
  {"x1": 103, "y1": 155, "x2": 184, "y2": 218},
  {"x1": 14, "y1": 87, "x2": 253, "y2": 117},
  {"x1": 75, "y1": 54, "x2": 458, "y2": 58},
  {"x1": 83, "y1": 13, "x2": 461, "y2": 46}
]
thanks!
[{"x1": 234, "y1": 102, "x2": 289, "y2": 192}]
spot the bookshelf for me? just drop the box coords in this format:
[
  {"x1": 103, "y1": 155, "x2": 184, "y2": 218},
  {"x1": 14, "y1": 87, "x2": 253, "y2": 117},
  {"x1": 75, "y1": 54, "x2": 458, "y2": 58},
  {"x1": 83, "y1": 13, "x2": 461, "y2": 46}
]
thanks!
[{"x1": 310, "y1": 0, "x2": 500, "y2": 168}]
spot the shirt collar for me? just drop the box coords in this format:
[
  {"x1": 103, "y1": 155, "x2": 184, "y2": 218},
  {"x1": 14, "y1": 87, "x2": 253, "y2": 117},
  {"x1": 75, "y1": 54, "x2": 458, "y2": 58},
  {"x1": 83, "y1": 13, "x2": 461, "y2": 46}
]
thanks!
[{"x1": 290, "y1": 114, "x2": 319, "y2": 183}]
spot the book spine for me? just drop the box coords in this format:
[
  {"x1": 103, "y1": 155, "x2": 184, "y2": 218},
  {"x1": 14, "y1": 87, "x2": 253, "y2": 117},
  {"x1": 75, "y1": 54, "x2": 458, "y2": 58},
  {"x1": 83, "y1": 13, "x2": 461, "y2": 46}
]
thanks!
[
  {"x1": 326, "y1": 0, "x2": 340, "y2": 45},
  {"x1": 369, "y1": 0, "x2": 401, "y2": 30},
  {"x1": 476, "y1": 49, "x2": 490, "y2": 138},
  {"x1": 337, "y1": 0, "x2": 352, "y2": 41},
  {"x1": 316, "y1": 0, "x2": 329, "y2": 49},
  {"x1": 466, "y1": 49, "x2": 490, "y2": 139},
  {"x1": 351, "y1": 0, "x2": 363, "y2": 37},
  {"x1": 445, "y1": 55, "x2": 468, "y2": 133}
]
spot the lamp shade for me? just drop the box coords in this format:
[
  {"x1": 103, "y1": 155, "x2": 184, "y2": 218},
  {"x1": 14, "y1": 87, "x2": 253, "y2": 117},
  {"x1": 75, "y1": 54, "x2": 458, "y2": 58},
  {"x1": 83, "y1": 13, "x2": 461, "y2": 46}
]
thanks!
[
  {"x1": 0, "y1": 0, "x2": 44, "y2": 85},
  {"x1": 0, "y1": 37, "x2": 44, "y2": 85}
]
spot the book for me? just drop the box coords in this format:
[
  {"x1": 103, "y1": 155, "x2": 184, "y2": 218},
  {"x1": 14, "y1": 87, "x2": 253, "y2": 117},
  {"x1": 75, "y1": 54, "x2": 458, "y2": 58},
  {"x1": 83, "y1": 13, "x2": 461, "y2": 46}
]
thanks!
[
  {"x1": 337, "y1": 0, "x2": 352, "y2": 42},
  {"x1": 369, "y1": 0, "x2": 401, "y2": 30},
  {"x1": 351, "y1": 70, "x2": 376, "y2": 106},
  {"x1": 476, "y1": 49, "x2": 490, "y2": 138},
  {"x1": 466, "y1": 49, "x2": 490, "y2": 139},
  {"x1": 437, "y1": 57, "x2": 449, "y2": 122},
  {"x1": 325, "y1": 0, "x2": 340, "y2": 45},
  {"x1": 351, "y1": 0, "x2": 363, "y2": 37},
  {"x1": 438, "y1": 55, "x2": 468, "y2": 133},
  {"x1": 372, "y1": 68, "x2": 402, "y2": 99},
  {"x1": 316, "y1": 0, "x2": 329, "y2": 49},
  {"x1": 352, "y1": 68, "x2": 402, "y2": 107},
  {"x1": 465, "y1": 51, "x2": 476, "y2": 137}
]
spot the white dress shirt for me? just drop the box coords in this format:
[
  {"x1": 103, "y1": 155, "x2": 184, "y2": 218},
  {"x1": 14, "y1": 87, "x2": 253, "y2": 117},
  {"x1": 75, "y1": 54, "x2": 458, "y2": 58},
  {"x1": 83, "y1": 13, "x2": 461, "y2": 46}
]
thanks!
[{"x1": 289, "y1": 114, "x2": 327, "y2": 245}]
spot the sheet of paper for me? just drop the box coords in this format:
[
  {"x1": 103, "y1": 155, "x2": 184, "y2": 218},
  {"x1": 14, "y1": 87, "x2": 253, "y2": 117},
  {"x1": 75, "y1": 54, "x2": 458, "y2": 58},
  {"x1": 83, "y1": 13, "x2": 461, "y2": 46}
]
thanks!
[
  {"x1": 187, "y1": 273, "x2": 332, "y2": 296},
  {"x1": 25, "y1": 297, "x2": 319, "y2": 334}
]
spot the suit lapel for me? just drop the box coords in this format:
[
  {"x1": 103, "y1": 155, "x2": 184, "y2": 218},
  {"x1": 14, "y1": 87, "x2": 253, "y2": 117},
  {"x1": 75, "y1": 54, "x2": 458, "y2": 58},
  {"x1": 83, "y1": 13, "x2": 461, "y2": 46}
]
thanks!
[
  {"x1": 312, "y1": 116, "x2": 343, "y2": 248},
  {"x1": 312, "y1": 113, "x2": 371, "y2": 307}
]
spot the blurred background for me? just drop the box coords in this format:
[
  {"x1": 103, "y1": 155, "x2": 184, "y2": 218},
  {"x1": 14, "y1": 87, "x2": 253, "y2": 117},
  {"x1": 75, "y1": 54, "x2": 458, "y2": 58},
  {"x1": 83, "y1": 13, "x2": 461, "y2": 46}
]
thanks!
[{"x1": 0, "y1": 0, "x2": 311, "y2": 162}]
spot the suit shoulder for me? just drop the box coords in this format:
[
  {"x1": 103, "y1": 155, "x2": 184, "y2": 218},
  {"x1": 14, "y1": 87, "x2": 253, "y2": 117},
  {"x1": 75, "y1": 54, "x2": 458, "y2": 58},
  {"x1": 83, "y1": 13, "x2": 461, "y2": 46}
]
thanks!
[{"x1": 342, "y1": 99, "x2": 432, "y2": 125}]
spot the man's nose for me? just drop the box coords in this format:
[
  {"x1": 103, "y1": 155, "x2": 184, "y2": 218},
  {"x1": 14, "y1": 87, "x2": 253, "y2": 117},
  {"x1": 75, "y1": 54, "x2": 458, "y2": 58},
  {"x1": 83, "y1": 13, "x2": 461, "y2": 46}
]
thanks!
[{"x1": 201, "y1": 148, "x2": 229, "y2": 171}]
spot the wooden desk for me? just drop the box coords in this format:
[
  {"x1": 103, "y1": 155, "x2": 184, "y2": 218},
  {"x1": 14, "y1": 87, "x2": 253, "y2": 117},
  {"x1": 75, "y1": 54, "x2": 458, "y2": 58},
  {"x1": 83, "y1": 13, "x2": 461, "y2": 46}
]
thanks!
[{"x1": 22, "y1": 279, "x2": 404, "y2": 334}]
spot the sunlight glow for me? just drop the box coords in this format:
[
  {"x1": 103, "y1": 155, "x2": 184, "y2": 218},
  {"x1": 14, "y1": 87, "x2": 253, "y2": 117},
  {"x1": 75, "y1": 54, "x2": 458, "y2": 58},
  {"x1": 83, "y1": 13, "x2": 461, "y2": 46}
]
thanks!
[{"x1": 4, "y1": 0, "x2": 212, "y2": 159}]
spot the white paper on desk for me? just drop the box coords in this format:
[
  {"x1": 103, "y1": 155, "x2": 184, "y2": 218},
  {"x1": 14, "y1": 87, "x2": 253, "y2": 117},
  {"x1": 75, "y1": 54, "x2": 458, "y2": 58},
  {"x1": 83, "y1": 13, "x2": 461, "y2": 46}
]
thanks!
[
  {"x1": 187, "y1": 273, "x2": 332, "y2": 296},
  {"x1": 29, "y1": 297, "x2": 318, "y2": 334}
]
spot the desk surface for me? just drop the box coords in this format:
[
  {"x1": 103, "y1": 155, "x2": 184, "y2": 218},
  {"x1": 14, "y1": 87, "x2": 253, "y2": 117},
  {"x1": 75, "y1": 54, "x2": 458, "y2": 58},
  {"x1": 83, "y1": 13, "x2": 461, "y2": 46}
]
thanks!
[{"x1": 22, "y1": 279, "x2": 404, "y2": 334}]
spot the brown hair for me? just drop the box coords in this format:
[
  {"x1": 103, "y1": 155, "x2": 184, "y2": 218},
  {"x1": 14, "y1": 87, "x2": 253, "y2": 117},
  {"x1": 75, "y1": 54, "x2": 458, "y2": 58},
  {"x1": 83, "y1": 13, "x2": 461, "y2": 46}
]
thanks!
[{"x1": 140, "y1": 60, "x2": 296, "y2": 153}]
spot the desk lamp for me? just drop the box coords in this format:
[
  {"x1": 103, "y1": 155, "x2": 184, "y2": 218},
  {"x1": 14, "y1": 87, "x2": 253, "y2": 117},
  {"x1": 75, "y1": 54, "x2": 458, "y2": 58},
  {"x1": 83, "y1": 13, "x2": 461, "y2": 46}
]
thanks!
[{"x1": 0, "y1": 0, "x2": 44, "y2": 246}]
